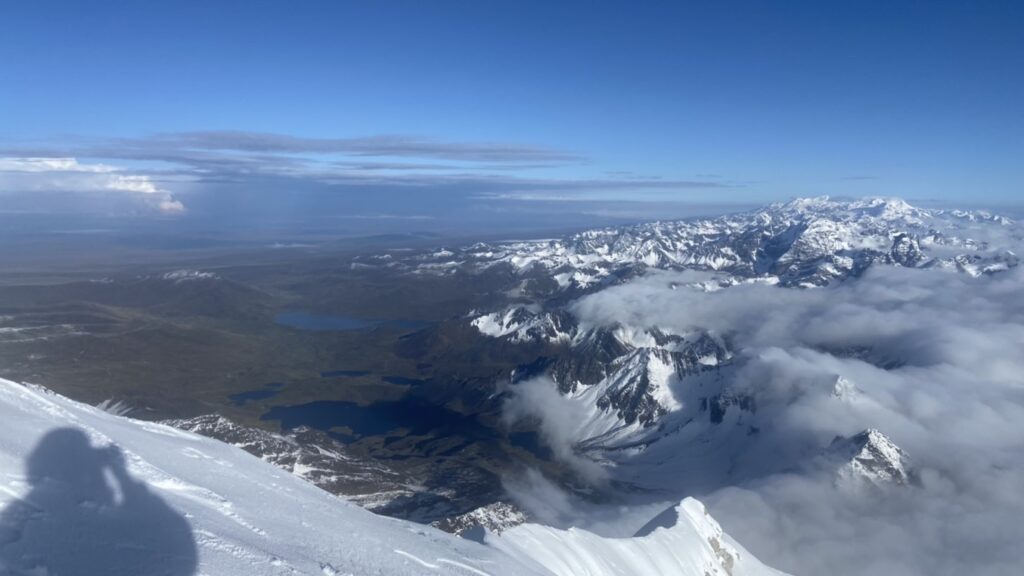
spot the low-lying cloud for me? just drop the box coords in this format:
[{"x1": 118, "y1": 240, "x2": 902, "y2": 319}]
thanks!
[
  {"x1": 567, "y1": 264, "x2": 1024, "y2": 575},
  {"x1": 501, "y1": 377, "x2": 610, "y2": 485}
]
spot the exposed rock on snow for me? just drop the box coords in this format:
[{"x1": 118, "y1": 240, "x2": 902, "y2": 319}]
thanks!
[
  {"x1": 164, "y1": 414, "x2": 413, "y2": 509},
  {"x1": 828, "y1": 429, "x2": 912, "y2": 488},
  {"x1": 432, "y1": 501, "x2": 528, "y2": 537}
]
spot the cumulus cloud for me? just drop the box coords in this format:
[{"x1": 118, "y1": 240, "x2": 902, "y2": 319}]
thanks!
[
  {"x1": 568, "y1": 264, "x2": 1024, "y2": 576},
  {"x1": 0, "y1": 157, "x2": 185, "y2": 215}
]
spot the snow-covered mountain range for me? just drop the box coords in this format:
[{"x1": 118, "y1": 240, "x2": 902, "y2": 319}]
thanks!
[
  {"x1": 0, "y1": 377, "x2": 787, "y2": 576},
  {"x1": 393, "y1": 196, "x2": 1017, "y2": 289}
]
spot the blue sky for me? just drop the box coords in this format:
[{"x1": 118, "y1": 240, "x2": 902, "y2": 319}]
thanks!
[{"x1": 1, "y1": 1, "x2": 1021, "y2": 231}]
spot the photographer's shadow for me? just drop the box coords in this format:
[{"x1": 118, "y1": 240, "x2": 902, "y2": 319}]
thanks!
[{"x1": 0, "y1": 428, "x2": 197, "y2": 575}]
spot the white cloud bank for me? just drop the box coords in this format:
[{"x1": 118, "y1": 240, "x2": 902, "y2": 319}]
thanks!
[
  {"x1": 0, "y1": 157, "x2": 185, "y2": 215},
  {"x1": 568, "y1": 264, "x2": 1024, "y2": 576}
]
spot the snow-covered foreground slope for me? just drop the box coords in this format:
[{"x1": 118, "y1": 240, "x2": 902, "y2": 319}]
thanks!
[{"x1": 0, "y1": 377, "x2": 787, "y2": 576}]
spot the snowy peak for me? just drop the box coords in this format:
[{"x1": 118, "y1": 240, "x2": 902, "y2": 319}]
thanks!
[
  {"x1": 776, "y1": 196, "x2": 929, "y2": 225},
  {"x1": 598, "y1": 347, "x2": 677, "y2": 426},
  {"x1": 828, "y1": 429, "x2": 911, "y2": 487},
  {"x1": 887, "y1": 232, "x2": 924, "y2": 266},
  {"x1": 592, "y1": 333, "x2": 731, "y2": 426},
  {"x1": 471, "y1": 307, "x2": 574, "y2": 344},
  {"x1": 849, "y1": 197, "x2": 928, "y2": 222},
  {"x1": 550, "y1": 325, "x2": 632, "y2": 390},
  {"x1": 946, "y1": 208, "x2": 1015, "y2": 225},
  {"x1": 481, "y1": 308, "x2": 734, "y2": 432}
]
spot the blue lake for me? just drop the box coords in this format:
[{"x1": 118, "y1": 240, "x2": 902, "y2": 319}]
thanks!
[
  {"x1": 261, "y1": 398, "x2": 483, "y2": 444},
  {"x1": 275, "y1": 312, "x2": 432, "y2": 332}
]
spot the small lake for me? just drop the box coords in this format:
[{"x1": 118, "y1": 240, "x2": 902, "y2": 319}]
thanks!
[
  {"x1": 231, "y1": 372, "x2": 427, "y2": 407},
  {"x1": 275, "y1": 312, "x2": 432, "y2": 332},
  {"x1": 261, "y1": 398, "x2": 484, "y2": 444}
]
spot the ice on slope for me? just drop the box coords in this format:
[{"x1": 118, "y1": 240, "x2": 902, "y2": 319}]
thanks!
[{"x1": 0, "y1": 378, "x2": 788, "y2": 576}]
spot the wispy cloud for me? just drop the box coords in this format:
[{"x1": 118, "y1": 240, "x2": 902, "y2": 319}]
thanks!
[
  {"x1": 0, "y1": 131, "x2": 739, "y2": 220},
  {"x1": 110, "y1": 130, "x2": 582, "y2": 164}
]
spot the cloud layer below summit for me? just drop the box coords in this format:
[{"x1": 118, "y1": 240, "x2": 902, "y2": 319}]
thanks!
[{"x1": 568, "y1": 264, "x2": 1024, "y2": 576}]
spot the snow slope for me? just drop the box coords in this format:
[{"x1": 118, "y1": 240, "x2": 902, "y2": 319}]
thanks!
[
  {"x1": 0, "y1": 378, "x2": 787, "y2": 576},
  {"x1": 491, "y1": 499, "x2": 784, "y2": 576}
]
